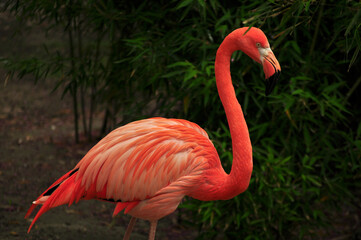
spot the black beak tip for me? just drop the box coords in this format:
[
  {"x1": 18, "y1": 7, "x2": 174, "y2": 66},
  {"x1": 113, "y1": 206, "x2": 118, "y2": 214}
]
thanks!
[{"x1": 265, "y1": 70, "x2": 281, "y2": 96}]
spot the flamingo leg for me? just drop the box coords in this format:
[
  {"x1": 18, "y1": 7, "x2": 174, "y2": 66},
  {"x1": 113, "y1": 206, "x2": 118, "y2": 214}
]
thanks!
[
  {"x1": 123, "y1": 216, "x2": 137, "y2": 240},
  {"x1": 148, "y1": 220, "x2": 158, "y2": 240}
]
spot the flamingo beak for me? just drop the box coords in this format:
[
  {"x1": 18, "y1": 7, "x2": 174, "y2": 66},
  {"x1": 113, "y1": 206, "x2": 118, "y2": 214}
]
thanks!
[{"x1": 260, "y1": 48, "x2": 281, "y2": 95}]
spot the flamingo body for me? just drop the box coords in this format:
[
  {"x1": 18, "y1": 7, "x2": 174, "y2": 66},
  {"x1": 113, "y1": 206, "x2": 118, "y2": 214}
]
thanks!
[
  {"x1": 26, "y1": 27, "x2": 281, "y2": 239},
  {"x1": 26, "y1": 118, "x2": 227, "y2": 231}
]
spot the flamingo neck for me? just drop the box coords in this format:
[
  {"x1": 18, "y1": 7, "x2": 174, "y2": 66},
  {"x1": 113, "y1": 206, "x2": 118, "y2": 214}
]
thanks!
[{"x1": 214, "y1": 31, "x2": 253, "y2": 198}]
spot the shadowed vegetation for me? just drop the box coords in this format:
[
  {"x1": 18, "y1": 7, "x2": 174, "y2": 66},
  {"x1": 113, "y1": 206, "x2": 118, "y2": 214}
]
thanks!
[{"x1": 1, "y1": 0, "x2": 360, "y2": 239}]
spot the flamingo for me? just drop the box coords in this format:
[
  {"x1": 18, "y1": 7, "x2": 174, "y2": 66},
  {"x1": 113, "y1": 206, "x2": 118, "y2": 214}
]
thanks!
[{"x1": 25, "y1": 27, "x2": 281, "y2": 240}]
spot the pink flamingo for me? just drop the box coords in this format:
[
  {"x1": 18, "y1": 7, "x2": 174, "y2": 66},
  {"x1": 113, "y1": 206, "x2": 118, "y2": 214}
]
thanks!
[{"x1": 25, "y1": 27, "x2": 281, "y2": 240}]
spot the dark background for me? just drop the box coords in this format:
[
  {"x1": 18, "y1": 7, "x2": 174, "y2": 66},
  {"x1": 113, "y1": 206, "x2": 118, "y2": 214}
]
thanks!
[{"x1": 0, "y1": 1, "x2": 360, "y2": 239}]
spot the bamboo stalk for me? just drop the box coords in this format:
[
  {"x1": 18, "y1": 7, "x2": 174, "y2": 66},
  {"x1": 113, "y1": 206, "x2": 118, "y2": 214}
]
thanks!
[
  {"x1": 76, "y1": 16, "x2": 89, "y2": 139},
  {"x1": 88, "y1": 32, "x2": 102, "y2": 141},
  {"x1": 309, "y1": 0, "x2": 325, "y2": 57},
  {"x1": 68, "y1": 11, "x2": 79, "y2": 143}
]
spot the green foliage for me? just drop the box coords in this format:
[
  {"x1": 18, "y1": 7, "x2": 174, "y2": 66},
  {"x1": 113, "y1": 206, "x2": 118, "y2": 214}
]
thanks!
[{"x1": 1, "y1": 0, "x2": 361, "y2": 239}]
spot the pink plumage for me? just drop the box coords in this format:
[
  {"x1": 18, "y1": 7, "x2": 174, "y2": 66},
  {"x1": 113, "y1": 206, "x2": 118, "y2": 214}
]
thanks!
[
  {"x1": 25, "y1": 27, "x2": 281, "y2": 240},
  {"x1": 26, "y1": 118, "x2": 218, "y2": 230}
]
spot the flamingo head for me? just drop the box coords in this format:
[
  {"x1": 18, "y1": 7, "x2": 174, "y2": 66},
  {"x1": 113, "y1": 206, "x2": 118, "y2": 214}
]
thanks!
[{"x1": 238, "y1": 27, "x2": 281, "y2": 95}]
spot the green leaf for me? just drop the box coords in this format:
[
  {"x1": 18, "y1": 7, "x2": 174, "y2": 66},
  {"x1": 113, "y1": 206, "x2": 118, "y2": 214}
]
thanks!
[{"x1": 176, "y1": 0, "x2": 194, "y2": 10}]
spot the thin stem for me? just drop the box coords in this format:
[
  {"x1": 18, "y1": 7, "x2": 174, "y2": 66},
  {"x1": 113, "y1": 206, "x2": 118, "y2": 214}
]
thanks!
[
  {"x1": 88, "y1": 83, "x2": 95, "y2": 141},
  {"x1": 344, "y1": 74, "x2": 361, "y2": 104},
  {"x1": 79, "y1": 86, "x2": 87, "y2": 137},
  {"x1": 68, "y1": 10, "x2": 79, "y2": 143},
  {"x1": 101, "y1": 109, "x2": 109, "y2": 136},
  {"x1": 308, "y1": 0, "x2": 325, "y2": 57},
  {"x1": 76, "y1": 16, "x2": 88, "y2": 139},
  {"x1": 88, "y1": 31, "x2": 102, "y2": 141}
]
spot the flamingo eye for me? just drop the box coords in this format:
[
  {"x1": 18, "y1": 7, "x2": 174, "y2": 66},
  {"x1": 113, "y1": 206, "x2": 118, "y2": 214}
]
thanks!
[{"x1": 256, "y1": 42, "x2": 261, "y2": 48}]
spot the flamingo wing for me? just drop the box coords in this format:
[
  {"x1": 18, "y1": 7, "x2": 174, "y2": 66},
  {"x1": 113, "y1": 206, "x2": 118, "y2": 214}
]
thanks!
[{"x1": 26, "y1": 117, "x2": 219, "y2": 231}]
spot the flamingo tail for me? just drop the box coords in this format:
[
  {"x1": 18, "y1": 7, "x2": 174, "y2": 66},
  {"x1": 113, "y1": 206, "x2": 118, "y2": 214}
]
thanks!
[
  {"x1": 25, "y1": 168, "x2": 81, "y2": 233},
  {"x1": 25, "y1": 168, "x2": 140, "y2": 233}
]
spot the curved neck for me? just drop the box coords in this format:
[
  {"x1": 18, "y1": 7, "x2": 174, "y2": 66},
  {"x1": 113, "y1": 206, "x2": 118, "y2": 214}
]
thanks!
[{"x1": 215, "y1": 31, "x2": 253, "y2": 196}]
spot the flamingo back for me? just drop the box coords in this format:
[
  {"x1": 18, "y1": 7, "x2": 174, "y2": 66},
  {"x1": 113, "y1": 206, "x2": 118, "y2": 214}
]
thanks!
[{"x1": 75, "y1": 117, "x2": 214, "y2": 202}]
